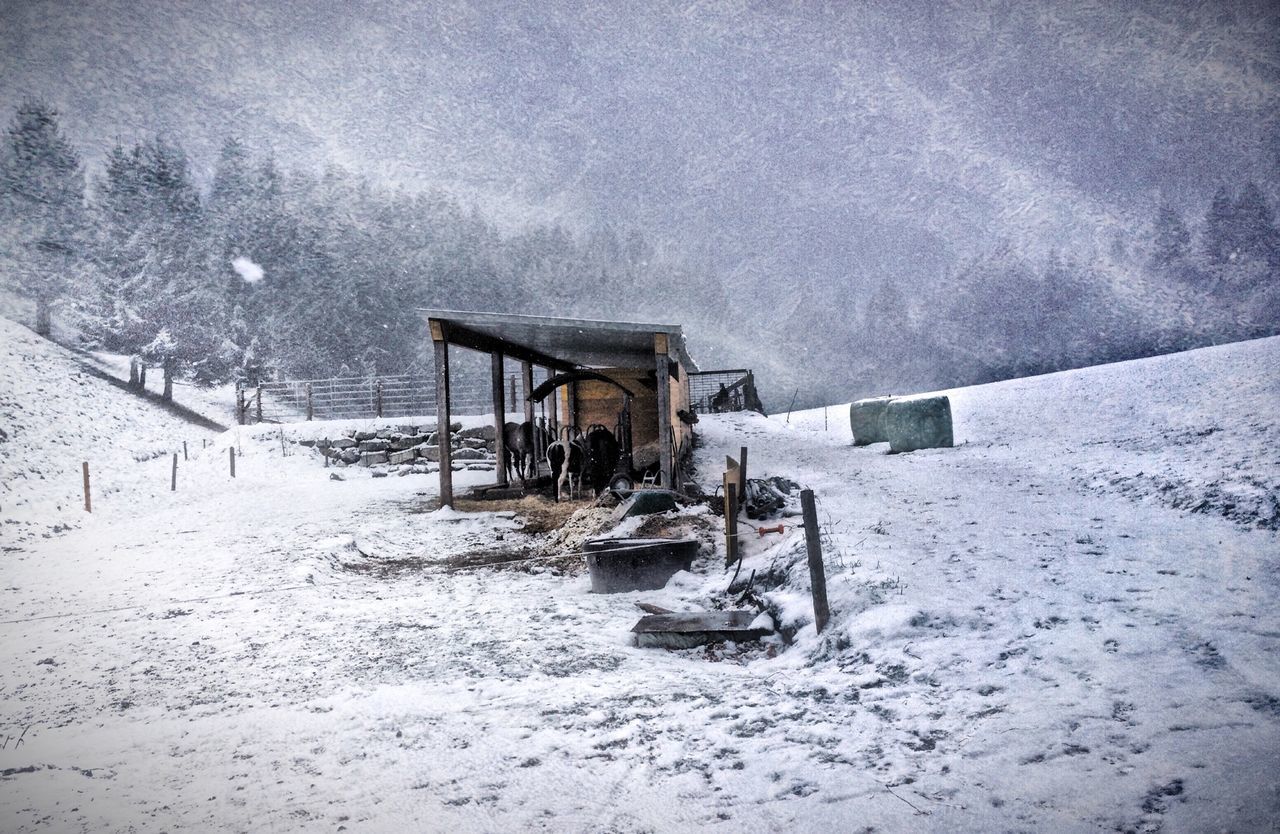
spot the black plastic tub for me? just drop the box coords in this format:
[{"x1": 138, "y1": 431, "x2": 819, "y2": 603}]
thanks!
[{"x1": 582, "y1": 537, "x2": 698, "y2": 594}]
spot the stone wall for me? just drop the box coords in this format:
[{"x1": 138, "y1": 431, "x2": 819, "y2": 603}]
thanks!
[{"x1": 297, "y1": 423, "x2": 500, "y2": 475}]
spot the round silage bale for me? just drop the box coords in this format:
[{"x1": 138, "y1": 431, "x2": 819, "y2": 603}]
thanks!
[
  {"x1": 885, "y1": 396, "x2": 954, "y2": 453},
  {"x1": 849, "y1": 396, "x2": 893, "y2": 445}
]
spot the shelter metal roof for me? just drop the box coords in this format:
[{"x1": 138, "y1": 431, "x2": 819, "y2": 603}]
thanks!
[{"x1": 419, "y1": 309, "x2": 698, "y2": 372}]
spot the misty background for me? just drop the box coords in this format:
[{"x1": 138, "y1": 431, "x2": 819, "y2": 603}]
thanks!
[{"x1": 2, "y1": 0, "x2": 1277, "y2": 410}]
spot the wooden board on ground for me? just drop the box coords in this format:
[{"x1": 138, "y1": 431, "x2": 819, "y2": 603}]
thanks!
[{"x1": 631, "y1": 610, "x2": 770, "y2": 649}]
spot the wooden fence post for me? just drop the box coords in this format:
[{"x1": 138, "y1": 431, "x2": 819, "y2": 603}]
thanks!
[
  {"x1": 723, "y1": 464, "x2": 739, "y2": 567},
  {"x1": 255, "y1": 388, "x2": 263, "y2": 424},
  {"x1": 229, "y1": 446, "x2": 236, "y2": 478},
  {"x1": 171, "y1": 453, "x2": 178, "y2": 491},
  {"x1": 236, "y1": 383, "x2": 246, "y2": 425},
  {"x1": 306, "y1": 383, "x2": 314, "y2": 421},
  {"x1": 183, "y1": 441, "x2": 188, "y2": 461},
  {"x1": 800, "y1": 489, "x2": 830, "y2": 633},
  {"x1": 739, "y1": 445, "x2": 748, "y2": 497},
  {"x1": 82, "y1": 461, "x2": 91, "y2": 513},
  {"x1": 375, "y1": 380, "x2": 384, "y2": 418}
]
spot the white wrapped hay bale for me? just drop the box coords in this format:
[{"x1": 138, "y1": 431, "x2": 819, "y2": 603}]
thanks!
[
  {"x1": 885, "y1": 395, "x2": 953, "y2": 452},
  {"x1": 849, "y1": 396, "x2": 893, "y2": 445}
]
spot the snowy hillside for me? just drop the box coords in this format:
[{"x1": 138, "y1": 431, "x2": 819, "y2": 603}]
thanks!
[
  {"x1": 782, "y1": 335, "x2": 1280, "y2": 531},
  {"x1": 0, "y1": 317, "x2": 221, "y2": 545},
  {"x1": 0, "y1": 335, "x2": 1277, "y2": 831}
]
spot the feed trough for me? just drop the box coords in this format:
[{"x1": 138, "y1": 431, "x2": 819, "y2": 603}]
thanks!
[{"x1": 582, "y1": 537, "x2": 698, "y2": 593}]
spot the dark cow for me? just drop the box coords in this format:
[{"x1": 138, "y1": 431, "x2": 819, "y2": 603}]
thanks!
[
  {"x1": 502, "y1": 421, "x2": 537, "y2": 484},
  {"x1": 581, "y1": 424, "x2": 620, "y2": 496}
]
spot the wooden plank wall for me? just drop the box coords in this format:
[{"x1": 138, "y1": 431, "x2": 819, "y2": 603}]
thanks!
[
  {"x1": 576, "y1": 368, "x2": 657, "y2": 443},
  {"x1": 573, "y1": 362, "x2": 691, "y2": 452},
  {"x1": 668, "y1": 360, "x2": 691, "y2": 452}
]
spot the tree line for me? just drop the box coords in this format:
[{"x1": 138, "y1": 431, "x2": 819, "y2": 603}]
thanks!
[
  {"x1": 0, "y1": 98, "x2": 726, "y2": 399},
  {"x1": 785, "y1": 183, "x2": 1280, "y2": 405},
  {"x1": 2, "y1": 97, "x2": 1276, "y2": 407}
]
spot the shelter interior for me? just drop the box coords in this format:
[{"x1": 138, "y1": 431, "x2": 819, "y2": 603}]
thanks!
[{"x1": 421, "y1": 310, "x2": 698, "y2": 506}]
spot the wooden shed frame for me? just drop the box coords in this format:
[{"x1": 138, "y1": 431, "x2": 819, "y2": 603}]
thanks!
[{"x1": 420, "y1": 309, "x2": 698, "y2": 506}]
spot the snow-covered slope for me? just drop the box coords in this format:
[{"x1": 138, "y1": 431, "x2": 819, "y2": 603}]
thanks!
[
  {"x1": 0, "y1": 316, "x2": 222, "y2": 545},
  {"x1": 783, "y1": 335, "x2": 1280, "y2": 530},
  {"x1": 0, "y1": 334, "x2": 1276, "y2": 832}
]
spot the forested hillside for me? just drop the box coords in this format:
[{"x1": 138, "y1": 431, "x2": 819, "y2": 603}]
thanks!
[{"x1": 1, "y1": 1, "x2": 1277, "y2": 407}]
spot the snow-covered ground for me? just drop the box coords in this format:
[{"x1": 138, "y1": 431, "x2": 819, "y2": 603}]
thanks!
[{"x1": 1, "y1": 326, "x2": 1277, "y2": 832}]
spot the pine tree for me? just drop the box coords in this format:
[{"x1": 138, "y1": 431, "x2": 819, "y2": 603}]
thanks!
[
  {"x1": 1200, "y1": 186, "x2": 1237, "y2": 270},
  {"x1": 1149, "y1": 202, "x2": 1192, "y2": 282},
  {"x1": 88, "y1": 136, "x2": 228, "y2": 395},
  {"x1": 1233, "y1": 182, "x2": 1279, "y2": 278},
  {"x1": 0, "y1": 98, "x2": 85, "y2": 335}
]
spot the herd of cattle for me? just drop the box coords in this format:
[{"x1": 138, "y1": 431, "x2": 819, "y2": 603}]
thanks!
[{"x1": 502, "y1": 420, "x2": 625, "y2": 501}]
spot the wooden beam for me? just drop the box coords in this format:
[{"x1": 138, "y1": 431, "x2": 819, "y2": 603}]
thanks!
[
  {"x1": 655, "y1": 333, "x2": 673, "y2": 488},
  {"x1": 439, "y1": 322, "x2": 576, "y2": 372},
  {"x1": 491, "y1": 351, "x2": 508, "y2": 487},
  {"x1": 435, "y1": 338, "x2": 453, "y2": 507}
]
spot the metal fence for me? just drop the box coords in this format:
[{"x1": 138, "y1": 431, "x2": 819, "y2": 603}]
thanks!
[
  {"x1": 688, "y1": 369, "x2": 766, "y2": 415},
  {"x1": 237, "y1": 363, "x2": 559, "y2": 425}
]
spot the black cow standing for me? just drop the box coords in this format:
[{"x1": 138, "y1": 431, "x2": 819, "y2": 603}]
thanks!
[{"x1": 581, "y1": 424, "x2": 620, "y2": 496}]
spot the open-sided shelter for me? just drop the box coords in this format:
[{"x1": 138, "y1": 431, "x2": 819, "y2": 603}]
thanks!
[{"x1": 421, "y1": 310, "x2": 698, "y2": 506}]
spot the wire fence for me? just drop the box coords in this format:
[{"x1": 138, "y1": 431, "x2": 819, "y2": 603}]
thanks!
[{"x1": 689, "y1": 369, "x2": 766, "y2": 415}]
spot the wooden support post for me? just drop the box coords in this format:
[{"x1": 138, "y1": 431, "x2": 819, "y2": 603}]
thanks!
[
  {"x1": 521, "y1": 362, "x2": 535, "y2": 425},
  {"x1": 236, "y1": 384, "x2": 246, "y2": 425},
  {"x1": 655, "y1": 333, "x2": 672, "y2": 488},
  {"x1": 739, "y1": 445, "x2": 748, "y2": 497},
  {"x1": 183, "y1": 441, "x2": 188, "y2": 461},
  {"x1": 800, "y1": 489, "x2": 830, "y2": 633},
  {"x1": 545, "y1": 365, "x2": 559, "y2": 439},
  {"x1": 723, "y1": 477, "x2": 739, "y2": 566},
  {"x1": 432, "y1": 328, "x2": 453, "y2": 507},
  {"x1": 491, "y1": 351, "x2": 508, "y2": 487},
  {"x1": 306, "y1": 383, "x2": 314, "y2": 421},
  {"x1": 255, "y1": 388, "x2": 263, "y2": 424},
  {"x1": 522, "y1": 362, "x2": 537, "y2": 477},
  {"x1": 82, "y1": 461, "x2": 91, "y2": 513},
  {"x1": 229, "y1": 446, "x2": 236, "y2": 478},
  {"x1": 171, "y1": 453, "x2": 178, "y2": 491},
  {"x1": 375, "y1": 380, "x2": 384, "y2": 418}
]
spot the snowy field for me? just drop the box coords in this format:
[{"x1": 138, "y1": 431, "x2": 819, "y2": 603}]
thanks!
[{"x1": 1, "y1": 325, "x2": 1278, "y2": 832}]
